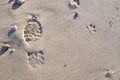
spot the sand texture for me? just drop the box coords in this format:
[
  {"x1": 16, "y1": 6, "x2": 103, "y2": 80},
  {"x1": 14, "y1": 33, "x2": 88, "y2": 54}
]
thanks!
[{"x1": 0, "y1": 0, "x2": 120, "y2": 80}]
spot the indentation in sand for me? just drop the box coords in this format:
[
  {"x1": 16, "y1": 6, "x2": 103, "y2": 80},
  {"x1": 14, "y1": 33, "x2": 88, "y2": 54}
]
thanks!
[
  {"x1": 27, "y1": 50, "x2": 44, "y2": 68},
  {"x1": 86, "y1": 68, "x2": 120, "y2": 80},
  {"x1": 86, "y1": 23, "x2": 96, "y2": 34},
  {"x1": 68, "y1": 0, "x2": 80, "y2": 9},
  {"x1": 23, "y1": 14, "x2": 42, "y2": 42}
]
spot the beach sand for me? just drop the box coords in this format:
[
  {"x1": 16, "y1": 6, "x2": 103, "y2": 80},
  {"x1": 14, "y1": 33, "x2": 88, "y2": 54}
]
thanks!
[{"x1": 0, "y1": 0, "x2": 120, "y2": 80}]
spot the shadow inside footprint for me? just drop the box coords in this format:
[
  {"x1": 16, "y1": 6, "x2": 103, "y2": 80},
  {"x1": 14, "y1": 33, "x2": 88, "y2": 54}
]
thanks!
[
  {"x1": 105, "y1": 73, "x2": 112, "y2": 78},
  {"x1": 12, "y1": 2, "x2": 22, "y2": 10},
  {"x1": 73, "y1": 12, "x2": 79, "y2": 19},
  {"x1": 0, "y1": 45, "x2": 10, "y2": 56},
  {"x1": 8, "y1": 29, "x2": 15, "y2": 37},
  {"x1": 36, "y1": 21, "x2": 43, "y2": 34},
  {"x1": 86, "y1": 23, "x2": 96, "y2": 34},
  {"x1": 24, "y1": 14, "x2": 43, "y2": 42},
  {"x1": 8, "y1": 25, "x2": 17, "y2": 37},
  {"x1": 74, "y1": 0, "x2": 80, "y2": 5},
  {"x1": 28, "y1": 14, "x2": 43, "y2": 33},
  {"x1": 68, "y1": 0, "x2": 80, "y2": 9},
  {"x1": 68, "y1": 3, "x2": 77, "y2": 9}
]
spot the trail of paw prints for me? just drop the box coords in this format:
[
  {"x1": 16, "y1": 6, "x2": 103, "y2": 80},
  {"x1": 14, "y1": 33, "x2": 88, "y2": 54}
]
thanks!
[
  {"x1": 86, "y1": 23, "x2": 96, "y2": 34},
  {"x1": 24, "y1": 14, "x2": 43, "y2": 42},
  {"x1": 27, "y1": 50, "x2": 44, "y2": 68}
]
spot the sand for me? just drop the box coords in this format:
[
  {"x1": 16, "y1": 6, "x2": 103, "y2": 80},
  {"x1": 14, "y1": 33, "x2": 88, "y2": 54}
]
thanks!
[{"x1": 0, "y1": 0, "x2": 120, "y2": 80}]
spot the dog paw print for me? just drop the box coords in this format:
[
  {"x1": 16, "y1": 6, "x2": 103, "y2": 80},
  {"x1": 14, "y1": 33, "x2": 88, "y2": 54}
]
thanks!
[{"x1": 86, "y1": 23, "x2": 96, "y2": 34}]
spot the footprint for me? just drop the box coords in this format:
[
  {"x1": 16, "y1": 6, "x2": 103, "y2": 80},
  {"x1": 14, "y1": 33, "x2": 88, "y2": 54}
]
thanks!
[
  {"x1": 86, "y1": 23, "x2": 96, "y2": 34},
  {"x1": 68, "y1": 0, "x2": 80, "y2": 9},
  {"x1": 73, "y1": 12, "x2": 79, "y2": 19},
  {"x1": 24, "y1": 14, "x2": 42, "y2": 42},
  {"x1": 0, "y1": 43, "x2": 10, "y2": 56},
  {"x1": 107, "y1": 21, "x2": 113, "y2": 27},
  {"x1": 73, "y1": 0, "x2": 80, "y2": 5},
  {"x1": 27, "y1": 50, "x2": 44, "y2": 68},
  {"x1": 86, "y1": 68, "x2": 120, "y2": 80},
  {"x1": 0, "y1": 41, "x2": 16, "y2": 56}
]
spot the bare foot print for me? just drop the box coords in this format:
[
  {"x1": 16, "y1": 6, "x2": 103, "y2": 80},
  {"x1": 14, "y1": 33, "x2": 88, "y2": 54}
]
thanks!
[
  {"x1": 86, "y1": 23, "x2": 96, "y2": 34},
  {"x1": 27, "y1": 50, "x2": 44, "y2": 68},
  {"x1": 24, "y1": 14, "x2": 42, "y2": 42}
]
